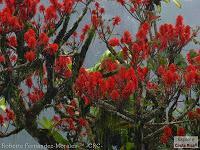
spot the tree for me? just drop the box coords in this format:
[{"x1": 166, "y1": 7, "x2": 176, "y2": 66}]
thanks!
[{"x1": 0, "y1": 0, "x2": 199, "y2": 149}]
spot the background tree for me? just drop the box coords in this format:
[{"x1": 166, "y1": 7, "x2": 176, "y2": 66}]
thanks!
[{"x1": 0, "y1": 0, "x2": 199, "y2": 149}]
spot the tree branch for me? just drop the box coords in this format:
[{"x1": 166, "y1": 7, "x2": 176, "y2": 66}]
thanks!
[{"x1": 0, "y1": 128, "x2": 23, "y2": 138}]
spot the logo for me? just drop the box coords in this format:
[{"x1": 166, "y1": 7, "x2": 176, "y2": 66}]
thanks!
[{"x1": 174, "y1": 136, "x2": 198, "y2": 149}]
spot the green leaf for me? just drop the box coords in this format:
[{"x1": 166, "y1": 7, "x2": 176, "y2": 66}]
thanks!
[
  {"x1": 174, "y1": 54, "x2": 187, "y2": 68},
  {"x1": 90, "y1": 107, "x2": 99, "y2": 117},
  {"x1": 173, "y1": 0, "x2": 182, "y2": 8},
  {"x1": 189, "y1": 50, "x2": 198, "y2": 58},
  {"x1": 147, "y1": 58, "x2": 157, "y2": 72},
  {"x1": 163, "y1": 0, "x2": 170, "y2": 3},
  {"x1": 99, "y1": 50, "x2": 112, "y2": 62},
  {"x1": 51, "y1": 130, "x2": 69, "y2": 144},
  {"x1": 67, "y1": 63, "x2": 72, "y2": 70},
  {"x1": 38, "y1": 117, "x2": 53, "y2": 129},
  {"x1": 156, "y1": 5, "x2": 162, "y2": 13},
  {"x1": 0, "y1": 97, "x2": 6, "y2": 111},
  {"x1": 87, "y1": 62, "x2": 101, "y2": 72},
  {"x1": 126, "y1": 142, "x2": 135, "y2": 150}
]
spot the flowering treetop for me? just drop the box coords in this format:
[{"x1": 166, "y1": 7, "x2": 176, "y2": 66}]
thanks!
[{"x1": 0, "y1": 0, "x2": 199, "y2": 149}]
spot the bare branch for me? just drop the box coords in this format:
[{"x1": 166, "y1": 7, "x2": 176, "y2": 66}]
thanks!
[{"x1": 0, "y1": 128, "x2": 23, "y2": 138}]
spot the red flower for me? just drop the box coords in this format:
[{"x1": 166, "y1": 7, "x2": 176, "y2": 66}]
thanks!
[
  {"x1": 147, "y1": 82, "x2": 158, "y2": 90},
  {"x1": 136, "y1": 22, "x2": 149, "y2": 41},
  {"x1": 137, "y1": 66, "x2": 148, "y2": 81},
  {"x1": 163, "y1": 126, "x2": 173, "y2": 137},
  {"x1": 113, "y1": 16, "x2": 121, "y2": 26},
  {"x1": 184, "y1": 65, "x2": 199, "y2": 88},
  {"x1": 82, "y1": 24, "x2": 90, "y2": 34},
  {"x1": 27, "y1": 36, "x2": 37, "y2": 49},
  {"x1": 117, "y1": 0, "x2": 125, "y2": 5},
  {"x1": 177, "y1": 127, "x2": 185, "y2": 136},
  {"x1": 5, "y1": 108, "x2": 15, "y2": 121},
  {"x1": 48, "y1": 43, "x2": 59, "y2": 55},
  {"x1": 63, "y1": 0, "x2": 74, "y2": 14},
  {"x1": 39, "y1": 32, "x2": 49, "y2": 45},
  {"x1": 160, "y1": 134, "x2": 169, "y2": 144},
  {"x1": 187, "y1": 111, "x2": 195, "y2": 120},
  {"x1": 66, "y1": 106, "x2": 75, "y2": 116},
  {"x1": 53, "y1": 115, "x2": 61, "y2": 123},
  {"x1": 110, "y1": 89, "x2": 120, "y2": 101},
  {"x1": 0, "y1": 114, "x2": 4, "y2": 126},
  {"x1": 70, "y1": 99, "x2": 77, "y2": 108},
  {"x1": 99, "y1": 8, "x2": 105, "y2": 14},
  {"x1": 196, "y1": 108, "x2": 200, "y2": 114},
  {"x1": 91, "y1": 14, "x2": 99, "y2": 28},
  {"x1": 24, "y1": 29, "x2": 36, "y2": 42},
  {"x1": 159, "y1": 64, "x2": 180, "y2": 87},
  {"x1": 78, "y1": 118, "x2": 87, "y2": 127},
  {"x1": 24, "y1": 51, "x2": 36, "y2": 62},
  {"x1": 25, "y1": 77, "x2": 33, "y2": 88},
  {"x1": 83, "y1": 96, "x2": 90, "y2": 106},
  {"x1": 0, "y1": 55, "x2": 5, "y2": 63},
  {"x1": 121, "y1": 30, "x2": 132, "y2": 44},
  {"x1": 28, "y1": 88, "x2": 44, "y2": 103},
  {"x1": 39, "y1": 5, "x2": 45, "y2": 12},
  {"x1": 100, "y1": 58, "x2": 118, "y2": 73},
  {"x1": 108, "y1": 38, "x2": 120, "y2": 47},
  {"x1": 176, "y1": 15, "x2": 184, "y2": 27},
  {"x1": 45, "y1": 5, "x2": 57, "y2": 21},
  {"x1": 8, "y1": 36, "x2": 17, "y2": 47}
]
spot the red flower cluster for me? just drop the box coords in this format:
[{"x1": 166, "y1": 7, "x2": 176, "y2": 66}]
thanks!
[
  {"x1": 25, "y1": 76, "x2": 33, "y2": 88},
  {"x1": 27, "y1": 88, "x2": 44, "y2": 103},
  {"x1": 24, "y1": 51, "x2": 36, "y2": 62},
  {"x1": 63, "y1": 0, "x2": 74, "y2": 14},
  {"x1": 117, "y1": 0, "x2": 125, "y2": 5},
  {"x1": 187, "y1": 50, "x2": 200, "y2": 65},
  {"x1": 184, "y1": 65, "x2": 200, "y2": 88},
  {"x1": 187, "y1": 108, "x2": 200, "y2": 120},
  {"x1": 100, "y1": 58, "x2": 118, "y2": 73},
  {"x1": 0, "y1": 55, "x2": 5, "y2": 63},
  {"x1": 45, "y1": 5, "x2": 57, "y2": 21},
  {"x1": 39, "y1": 32, "x2": 49, "y2": 46},
  {"x1": 136, "y1": 22, "x2": 149, "y2": 42},
  {"x1": 48, "y1": 43, "x2": 59, "y2": 55},
  {"x1": 80, "y1": 24, "x2": 91, "y2": 41},
  {"x1": 53, "y1": 100, "x2": 88, "y2": 133},
  {"x1": 147, "y1": 82, "x2": 158, "y2": 90},
  {"x1": 108, "y1": 38, "x2": 120, "y2": 47},
  {"x1": 108, "y1": 67, "x2": 138, "y2": 101},
  {"x1": 7, "y1": 36, "x2": 17, "y2": 47},
  {"x1": 112, "y1": 16, "x2": 121, "y2": 26},
  {"x1": 177, "y1": 127, "x2": 185, "y2": 136},
  {"x1": 54, "y1": 55, "x2": 72, "y2": 78},
  {"x1": 75, "y1": 69, "x2": 105, "y2": 103},
  {"x1": 109, "y1": 24, "x2": 150, "y2": 65},
  {"x1": 121, "y1": 30, "x2": 132, "y2": 44},
  {"x1": 0, "y1": 108, "x2": 15, "y2": 126},
  {"x1": 158, "y1": 64, "x2": 180, "y2": 87},
  {"x1": 154, "y1": 15, "x2": 191, "y2": 50},
  {"x1": 5, "y1": 108, "x2": 15, "y2": 121},
  {"x1": 24, "y1": 29, "x2": 37, "y2": 49},
  {"x1": 137, "y1": 66, "x2": 148, "y2": 81},
  {"x1": 91, "y1": 2, "x2": 105, "y2": 28},
  {"x1": 0, "y1": 7, "x2": 22, "y2": 33},
  {"x1": 17, "y1": 0, "x2": 40, "y2": 21},
  {"x1": 75, "y1": 66, "x2": 138, "y2": 103},
  {"x1": 0, "y1": 114, "x2": 4, "y2": 126},
  {"x1": 160, "y1": 126, "x2": 173, "y2": 144}
]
